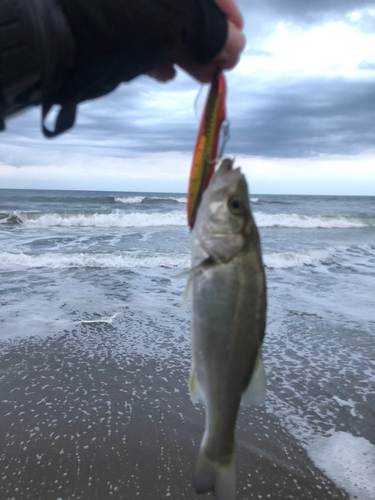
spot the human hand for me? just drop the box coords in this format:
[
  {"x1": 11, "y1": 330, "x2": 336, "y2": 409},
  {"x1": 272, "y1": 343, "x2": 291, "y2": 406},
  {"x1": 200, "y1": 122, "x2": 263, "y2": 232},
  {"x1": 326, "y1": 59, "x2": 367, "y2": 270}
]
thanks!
[{"x1": 149, "y1": 0, "x2": 245, "y2": 83}]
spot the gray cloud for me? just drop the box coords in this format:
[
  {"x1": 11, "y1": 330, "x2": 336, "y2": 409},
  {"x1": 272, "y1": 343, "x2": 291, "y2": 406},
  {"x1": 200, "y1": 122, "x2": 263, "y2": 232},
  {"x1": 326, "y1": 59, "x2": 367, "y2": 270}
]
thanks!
[
  {"x1": 228, "y1": 78, "x2": 375, "y2": 158},
  {"x1": 238, "y1": 0, "x2": 375, "y2": 23},
  {"x1": 2, "y1": 74, "x2": 200, "y2": 165},
  {"x1": 2, "y1": 2, "x2": 375, "y2": 173},
  {"x1": 3, "y1": 75, "x2": 375, "y2": 165}
]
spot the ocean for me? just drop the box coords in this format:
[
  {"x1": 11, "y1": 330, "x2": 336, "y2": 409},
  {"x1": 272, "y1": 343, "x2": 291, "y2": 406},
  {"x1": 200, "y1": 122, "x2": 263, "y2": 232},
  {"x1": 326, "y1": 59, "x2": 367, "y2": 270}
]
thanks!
[{"x1": 0, "y1": 188, "x2": 374, "y2": 500}]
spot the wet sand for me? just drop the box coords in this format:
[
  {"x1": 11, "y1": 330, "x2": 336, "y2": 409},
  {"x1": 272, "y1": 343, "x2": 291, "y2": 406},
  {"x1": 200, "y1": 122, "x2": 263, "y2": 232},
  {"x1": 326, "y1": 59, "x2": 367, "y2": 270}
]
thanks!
[{"x1": 0, "y1": 326, "x2": 349, "y2": 500}]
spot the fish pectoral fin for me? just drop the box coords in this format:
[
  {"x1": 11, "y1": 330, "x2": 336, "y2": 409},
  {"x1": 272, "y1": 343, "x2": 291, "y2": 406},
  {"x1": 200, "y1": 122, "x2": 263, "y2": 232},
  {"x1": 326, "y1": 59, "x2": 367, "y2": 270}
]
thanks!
[
  {"x1": 176, "y1": 257, "x2": 216, "y2": 279},
  {"x1": 180, "y1": 258, "x2": 216, "y2": 311},
  {"x1": 241, "y1": 350, "x2": 267, "y2": 407},
  {"x1": 181, "y1": 275, "x2": 193, "y2": 311},
  {"x1": 189, "y1": 369, "x2": 205, "y2": 405}
]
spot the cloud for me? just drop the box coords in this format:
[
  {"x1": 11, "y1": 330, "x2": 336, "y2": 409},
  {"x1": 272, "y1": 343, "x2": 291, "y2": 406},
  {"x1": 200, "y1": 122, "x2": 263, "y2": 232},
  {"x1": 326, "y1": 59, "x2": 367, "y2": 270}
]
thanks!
[
  {"x1": 1, "y1": 1, "x2": 375, "y2": 194},
  {"x1": 227, "y1": 77, "x2": 375, "y2": 158},
  {"x1": 0, "y1": 151, "x2": 192, "y2": 192},
  {"x1": 237, "y1": 152, "x2": 375, "y2": 195},
  {"x1": 3, "y1": 73, "x2": 200, "y2": 160},
  {"x1": 238, "y1": 0, "x2": 375, "y2": 24}
]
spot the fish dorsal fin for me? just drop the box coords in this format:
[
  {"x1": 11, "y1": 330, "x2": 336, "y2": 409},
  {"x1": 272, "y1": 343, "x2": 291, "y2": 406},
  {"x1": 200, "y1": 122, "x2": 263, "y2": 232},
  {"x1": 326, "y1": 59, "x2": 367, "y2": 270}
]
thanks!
[
  {"x1": 189, "y1": 367, "x2": 205, "y2": 405},
  {"x1": 241, "y1": 350, "x2": 267, "y2": 407}
]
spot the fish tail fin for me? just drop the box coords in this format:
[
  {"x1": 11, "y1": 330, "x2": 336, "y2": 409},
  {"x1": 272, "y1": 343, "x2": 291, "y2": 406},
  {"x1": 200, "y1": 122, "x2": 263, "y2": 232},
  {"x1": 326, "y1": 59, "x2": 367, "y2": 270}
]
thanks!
[{"x1": 193, "y1": 449, "x2": 236, "y2": 500}]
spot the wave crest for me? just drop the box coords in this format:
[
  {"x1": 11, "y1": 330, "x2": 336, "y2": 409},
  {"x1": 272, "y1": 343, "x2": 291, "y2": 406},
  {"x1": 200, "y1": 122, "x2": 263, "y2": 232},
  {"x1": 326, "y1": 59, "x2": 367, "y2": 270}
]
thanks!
[
  {"x1": 17, "y1": 210, "x2": 186, "y2": 228},
  {"x1": 0, "y1": 252, "x2": 190, "y2": 270},
  {"x1": 254, "y1": 213, "x2": 371, "y2": 228},
  {"x1": 4, "y1": 210, "x2": 373, "y2": 229},
  {"x1": 0, "y1": 248, "x2": 336, "y2": 271},
  {"x1": 264, "y1": 249, "x2": 331, "y2": 269},
  {"x1": 114, "y1": 196, "x2": 145, "y2": 204},
  {"x1": 114, "y1": 196, "x2": 186, "y2": 204}
]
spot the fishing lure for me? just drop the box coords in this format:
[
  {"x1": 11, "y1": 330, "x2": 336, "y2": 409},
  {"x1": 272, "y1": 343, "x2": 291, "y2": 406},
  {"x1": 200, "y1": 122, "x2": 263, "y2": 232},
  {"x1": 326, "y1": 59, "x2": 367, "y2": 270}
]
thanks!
[{"x1": 187, "y1": 71, "x2": 228, "y2": 229}]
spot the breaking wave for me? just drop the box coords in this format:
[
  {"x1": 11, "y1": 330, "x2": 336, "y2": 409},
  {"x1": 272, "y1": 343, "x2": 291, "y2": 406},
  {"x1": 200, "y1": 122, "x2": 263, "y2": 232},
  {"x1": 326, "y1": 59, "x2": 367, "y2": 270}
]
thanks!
[
  {"x1": 114, "y1": 196, "x2": 145, "y2": 204},
  {"x1": 264, "y1": 249, "x2": 332, "y2": 269},
  {"x1": 254, "y1": 213, "x2": 373, "y2": 228},
  {"x1": 168, "y1": 197, "x2": 187, "y2": 204},
  {"x1": 0, "y1": 212, "x2": 24, "y2": 225},
  {"x1": 3, "y1": 210, "x2": 373, "y2": 230},
  {"x1": 0, "y1": 252, "x2": 191, "y2": 270},
  {"x1": 114, "y1": 196, "x2": 186, "y2": 204},
  {"x1": 146, "y1": 196, "x2": 187, "y2": 204},
  {"x1": 0, "y1": 248, "x2": 341, "y2": 271},
  {"x1": 15, "y1": 210, "x2": 186, "y2": 228},
  {"x1": 2, "y1": 246, "x2": 371, "y2": 271}
]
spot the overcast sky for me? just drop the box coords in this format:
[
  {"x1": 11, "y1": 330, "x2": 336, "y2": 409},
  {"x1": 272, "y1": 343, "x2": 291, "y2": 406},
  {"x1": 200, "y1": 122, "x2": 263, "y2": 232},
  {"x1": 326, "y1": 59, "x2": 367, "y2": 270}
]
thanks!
[{"x1": 1, "y1": 0, "x2": 375, "y2": 194}]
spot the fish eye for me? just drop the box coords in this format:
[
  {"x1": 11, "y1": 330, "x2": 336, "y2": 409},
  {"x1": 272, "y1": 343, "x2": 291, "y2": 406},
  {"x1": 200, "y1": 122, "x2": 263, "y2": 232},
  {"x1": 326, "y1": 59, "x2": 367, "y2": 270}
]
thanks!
[{"x1": 228, "y1": 197, "x2": 244, "y2": 215}]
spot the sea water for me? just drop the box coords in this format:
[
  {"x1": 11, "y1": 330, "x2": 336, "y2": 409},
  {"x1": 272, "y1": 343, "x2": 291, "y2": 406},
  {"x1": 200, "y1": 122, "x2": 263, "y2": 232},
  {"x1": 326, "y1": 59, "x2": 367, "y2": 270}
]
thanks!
[{"x1": 0, "y1": 189, "x2": 374, "y2": 499}]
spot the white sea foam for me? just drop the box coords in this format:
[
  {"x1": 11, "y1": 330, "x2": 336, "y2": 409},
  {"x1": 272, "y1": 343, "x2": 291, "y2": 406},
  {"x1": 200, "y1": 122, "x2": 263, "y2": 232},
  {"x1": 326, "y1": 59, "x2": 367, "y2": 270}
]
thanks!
[
  {"x1": 114, "y1": 196, "x2": 144, "y2": 204},
  {"x1": 170, "y1": 197, "x2": 187, "y2": 203},
  {"x1": 115, "y1": 196, "x2": 187, "y2": 204},
  {"x1": 264, "y1": 249, "x2": 331, "y2": 269},
  {"x1": 0, "y1": 248, "x2": 334, "y2": 271},
  {"x1": 11, "y1": 209, "x2": 372, "y2": 229},
  {"x1": 148, "y1": 196, "x2": 186, "y2": 203},
  {"x1": 18, "y1": 210, "x2": 186, "y2": 228},
  {"x1": 254, "y1": 212, "x2": 370, "y2": 228},
  {"x1": 250, "y1": 198, "x2": 259, "y2": 203},
  {"x1": 308, "y1": 432, "x2": 375, "y2": 500},
  {"x1": 77, "y1": 313, "x2": 118, "y2": 324},
  {"x1": 0, "y1": 252, "x2": 190, "y2": 270}
]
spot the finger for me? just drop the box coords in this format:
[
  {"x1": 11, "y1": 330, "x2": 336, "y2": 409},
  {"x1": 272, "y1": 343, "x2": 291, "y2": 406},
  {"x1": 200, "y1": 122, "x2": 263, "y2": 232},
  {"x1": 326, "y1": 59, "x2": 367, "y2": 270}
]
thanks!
[
  {"x1": 215, "y1": 21, "x2": 246, "y2": 69},
  {"x1": 176, "y1": 22, "x2": 245, "y2": 83},
  {"x1": 177, "y1": 57, "x2": 218, "y2": 83},
  {"x1": 214, "y1": 0, "x2": 243, "y2": 29}
]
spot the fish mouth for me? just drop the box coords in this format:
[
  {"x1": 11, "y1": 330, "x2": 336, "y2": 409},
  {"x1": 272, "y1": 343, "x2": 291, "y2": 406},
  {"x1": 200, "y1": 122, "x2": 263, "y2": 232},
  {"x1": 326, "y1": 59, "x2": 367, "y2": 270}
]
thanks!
[
  {"x1": 188, "y1": 158, "x2": 239, "y2": 228},
  {"x1": 188, "y1": 158, "x2": 239, "y2": 229},
  {"x1": 216, "y1": 158, "x2": 234, "y2": 175},
  {"x1": 213, "y1": 158, "x2": 242, "y2": 185}
]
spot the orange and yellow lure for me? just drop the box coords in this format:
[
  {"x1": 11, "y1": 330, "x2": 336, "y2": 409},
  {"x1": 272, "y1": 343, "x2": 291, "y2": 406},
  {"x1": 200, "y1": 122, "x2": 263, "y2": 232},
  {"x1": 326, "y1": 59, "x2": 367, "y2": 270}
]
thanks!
[{"x1": 187, "y1": 71, "x2": 227, "y2": 229}]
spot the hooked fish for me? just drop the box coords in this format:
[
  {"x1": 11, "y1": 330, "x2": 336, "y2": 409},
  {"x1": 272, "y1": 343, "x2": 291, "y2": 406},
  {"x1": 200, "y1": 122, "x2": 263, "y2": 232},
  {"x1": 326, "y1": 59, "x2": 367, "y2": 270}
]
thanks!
[{"x1": 187, "y1": 158, "x2": 267, "y2": 500}]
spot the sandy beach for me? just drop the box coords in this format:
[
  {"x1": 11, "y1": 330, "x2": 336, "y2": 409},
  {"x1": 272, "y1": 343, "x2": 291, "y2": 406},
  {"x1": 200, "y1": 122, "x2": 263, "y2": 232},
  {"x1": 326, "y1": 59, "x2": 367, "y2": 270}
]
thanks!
[
  {"x1": 0, "y1": 327, "x2": 349, "y2": 500},
  {"x1": 1, "y1": 190, "x2": 374, "y2": 500}
]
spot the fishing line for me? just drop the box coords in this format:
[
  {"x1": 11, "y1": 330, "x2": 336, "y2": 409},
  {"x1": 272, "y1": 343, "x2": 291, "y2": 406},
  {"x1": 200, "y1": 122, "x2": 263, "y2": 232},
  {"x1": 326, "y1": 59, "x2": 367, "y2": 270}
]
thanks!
[
  {"x1": 218, "y1": 119, "x2": 230, "y2": 159},
  {"x1": 206, "y1": 119, "x2": 231, "y2": 166}
]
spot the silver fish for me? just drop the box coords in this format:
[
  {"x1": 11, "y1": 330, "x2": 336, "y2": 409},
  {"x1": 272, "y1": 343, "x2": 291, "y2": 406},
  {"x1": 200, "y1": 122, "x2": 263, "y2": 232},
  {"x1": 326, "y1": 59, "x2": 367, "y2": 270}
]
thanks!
[{"x1": 187, "y1": 158, "x2": 267, "y2": 500}]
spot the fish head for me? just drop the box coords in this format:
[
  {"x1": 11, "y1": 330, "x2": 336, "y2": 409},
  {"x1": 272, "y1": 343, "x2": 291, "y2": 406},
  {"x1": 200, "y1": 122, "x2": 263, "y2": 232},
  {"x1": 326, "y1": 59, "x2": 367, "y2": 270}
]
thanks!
[{"x1": 193, "y1": 158, "x2": 253, "y2": 264}]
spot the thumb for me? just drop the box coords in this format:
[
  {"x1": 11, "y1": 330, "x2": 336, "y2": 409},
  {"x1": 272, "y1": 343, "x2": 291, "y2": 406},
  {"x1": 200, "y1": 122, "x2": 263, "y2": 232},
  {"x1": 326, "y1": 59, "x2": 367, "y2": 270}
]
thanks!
[{"x1": 214, "y1": 20, "x2": 246, "y2": 70}]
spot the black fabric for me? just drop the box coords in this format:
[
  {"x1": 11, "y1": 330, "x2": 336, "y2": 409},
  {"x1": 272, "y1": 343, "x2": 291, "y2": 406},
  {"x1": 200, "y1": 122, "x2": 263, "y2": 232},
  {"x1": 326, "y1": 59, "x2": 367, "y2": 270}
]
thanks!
[
  {"x1": 186, "y1": 0, "x2": 228, "y2": 64},
  {"x1": 0, "y1": 0, "x2": 41, "y2": 121},
  {"x1": 0, "y1": 0, "x2": 75, "y2": 125},
  {"x1": 0, "y1": 0, "x2": 228, "y2": 137},
  {"x1": 57, "y1": 0, "x2": 227, "y2": 67}
]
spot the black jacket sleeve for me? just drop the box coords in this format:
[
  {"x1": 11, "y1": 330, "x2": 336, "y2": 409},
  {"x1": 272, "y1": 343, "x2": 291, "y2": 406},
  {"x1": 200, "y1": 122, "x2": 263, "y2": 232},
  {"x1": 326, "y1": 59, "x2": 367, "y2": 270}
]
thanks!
[{"x1": 0, "y1": 0, "x2": 227, "y2": 137}]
